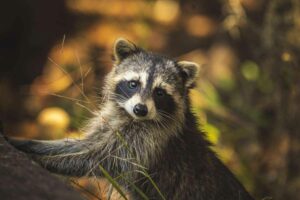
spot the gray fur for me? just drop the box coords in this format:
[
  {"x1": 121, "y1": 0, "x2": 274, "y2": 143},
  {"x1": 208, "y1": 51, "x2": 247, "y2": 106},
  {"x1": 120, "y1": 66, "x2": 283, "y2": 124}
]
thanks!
[{"x1": 7, "y1": 38, "x2": 254, "y2": 200}]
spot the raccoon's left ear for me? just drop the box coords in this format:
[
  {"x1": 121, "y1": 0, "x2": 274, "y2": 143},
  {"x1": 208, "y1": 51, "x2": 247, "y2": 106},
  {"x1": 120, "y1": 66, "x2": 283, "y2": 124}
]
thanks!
[
  {"x1": 113, "y1": 38, "x2": 139, "y2": 64},
  {"x1": 177, "y1": 61, "x2": 200, "y2": 88}
]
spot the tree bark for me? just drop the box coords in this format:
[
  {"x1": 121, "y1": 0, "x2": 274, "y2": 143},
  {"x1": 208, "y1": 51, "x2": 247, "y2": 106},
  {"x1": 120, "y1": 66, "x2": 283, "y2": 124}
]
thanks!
[{"x1": 0, "y1": 129, "x2": 84, "y2": 200}]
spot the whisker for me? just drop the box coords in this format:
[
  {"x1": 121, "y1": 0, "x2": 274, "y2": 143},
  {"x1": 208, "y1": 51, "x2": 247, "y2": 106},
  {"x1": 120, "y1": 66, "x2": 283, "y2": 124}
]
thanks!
[{"x1": 116, "y1": 85, "x2": 130, "y2": 98}]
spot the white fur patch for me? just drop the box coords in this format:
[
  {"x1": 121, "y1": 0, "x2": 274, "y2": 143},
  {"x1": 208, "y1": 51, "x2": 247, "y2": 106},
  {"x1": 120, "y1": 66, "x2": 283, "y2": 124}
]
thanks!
[
  {"x1": 114, "y1": 71, "x2": 139, "y2": 82},
  {"x1": 113, "y1": 71, "x2": 148, "y2": 88},
  {"x1": 152, "y1": 76, "x2": 175, "y2": 94},
  {"x1": 139, "y1": 72, "x2": 148, "y2": 88}
]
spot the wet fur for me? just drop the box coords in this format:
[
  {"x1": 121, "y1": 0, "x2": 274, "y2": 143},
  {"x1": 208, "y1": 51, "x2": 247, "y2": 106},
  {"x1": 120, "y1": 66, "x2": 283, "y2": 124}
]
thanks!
[{"x1": 6, "y1": 39, "x2": 254, "y2": 200}]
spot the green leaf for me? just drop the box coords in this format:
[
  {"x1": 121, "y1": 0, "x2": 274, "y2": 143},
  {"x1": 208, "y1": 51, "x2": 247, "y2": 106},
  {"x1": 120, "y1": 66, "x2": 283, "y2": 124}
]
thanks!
[{"x1": 241, "y1": 60, "x2": 260, "y2": 81}]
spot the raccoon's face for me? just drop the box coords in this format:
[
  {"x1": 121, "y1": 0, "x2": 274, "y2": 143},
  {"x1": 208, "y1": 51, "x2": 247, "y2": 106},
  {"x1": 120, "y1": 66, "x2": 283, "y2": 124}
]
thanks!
[{"x1": 108, "y1": 38, "x2": 200, "y2": 125}]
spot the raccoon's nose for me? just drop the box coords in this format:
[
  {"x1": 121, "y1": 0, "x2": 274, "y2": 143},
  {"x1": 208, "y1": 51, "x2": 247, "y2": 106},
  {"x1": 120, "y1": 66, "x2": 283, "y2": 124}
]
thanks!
[{"x1": 133, "y1": 104, "x2": 148, "y2": 117}]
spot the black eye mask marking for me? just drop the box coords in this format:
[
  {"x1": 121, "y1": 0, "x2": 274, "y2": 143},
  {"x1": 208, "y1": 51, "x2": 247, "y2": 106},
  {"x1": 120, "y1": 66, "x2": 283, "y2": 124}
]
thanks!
[
  {"x1": 115, "y1": 80, "x2": 140, "y2": 100},
  {"x1": 154, "y1": 88, "x2": 166, "y2": 97},
  {"x1": 153, "y1": 88, "x2": 175, "y2": 115}
]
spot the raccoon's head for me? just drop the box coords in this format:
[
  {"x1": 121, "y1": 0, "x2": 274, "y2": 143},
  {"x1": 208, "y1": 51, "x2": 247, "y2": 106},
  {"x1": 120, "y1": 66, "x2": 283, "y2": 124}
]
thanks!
[{"x1": 105, "y1": 38, "x2": 200, "y2": 128}]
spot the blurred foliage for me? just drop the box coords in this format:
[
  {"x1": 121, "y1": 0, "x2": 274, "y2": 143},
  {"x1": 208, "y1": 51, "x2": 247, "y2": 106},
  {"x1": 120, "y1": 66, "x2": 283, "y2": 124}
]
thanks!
[{"x1": 1, "y1": 0, "x2": 300, "y2": 199}]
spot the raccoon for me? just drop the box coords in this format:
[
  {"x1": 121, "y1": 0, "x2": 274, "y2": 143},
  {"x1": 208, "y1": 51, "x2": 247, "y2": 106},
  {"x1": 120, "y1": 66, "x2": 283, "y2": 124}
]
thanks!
[{"x1": 6, "y1": 38, "x2": 254, "y2": 200}]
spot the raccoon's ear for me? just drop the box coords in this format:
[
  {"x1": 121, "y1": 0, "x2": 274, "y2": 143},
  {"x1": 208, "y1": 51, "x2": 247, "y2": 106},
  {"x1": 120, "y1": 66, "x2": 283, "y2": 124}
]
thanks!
[
  {"x1": 177, "y1": 61, "x2": 200, "y2": 88},
  {"x1": 113, "y1": 38, "x2": 138, "y2": 64}
]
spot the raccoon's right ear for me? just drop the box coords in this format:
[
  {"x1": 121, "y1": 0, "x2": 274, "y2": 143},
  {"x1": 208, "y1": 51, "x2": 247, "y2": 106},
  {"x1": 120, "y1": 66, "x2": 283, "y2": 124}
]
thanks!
[{"x1": 113, "y1": 38, "x2": 139, "y2": 64}]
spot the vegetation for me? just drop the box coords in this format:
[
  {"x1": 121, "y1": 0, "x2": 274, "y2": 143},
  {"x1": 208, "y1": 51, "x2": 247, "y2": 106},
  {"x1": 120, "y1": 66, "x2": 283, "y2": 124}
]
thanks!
[{"x1": 0, "y1": 0, "x2": 299, "y2": 199}]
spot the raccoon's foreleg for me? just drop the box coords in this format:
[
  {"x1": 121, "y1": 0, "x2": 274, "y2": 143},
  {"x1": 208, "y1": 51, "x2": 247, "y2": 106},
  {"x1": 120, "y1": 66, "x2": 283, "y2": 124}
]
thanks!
[
  {"x1": 6, "y1": 137, "x2": 105, "y2": 177},
  {"x1": 30, "y1": 149, "x2": 102, "y2": 176},
  {"x1": 6, "y1": 138, "x2": 85, "y2": 155}
]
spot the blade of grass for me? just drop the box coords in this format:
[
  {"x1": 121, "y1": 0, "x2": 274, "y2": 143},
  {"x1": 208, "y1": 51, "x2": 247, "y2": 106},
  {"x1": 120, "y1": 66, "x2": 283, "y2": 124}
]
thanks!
[
  {"x1": 98, "y1": 165, "x2": 128, "y2": 200},
  {"x1": 107, "y1": 184, "x2": 113, "y2": 200},
  {"x1": 111, "y1": 155, "x2": 147, "y2": 170},
  {"x1": 136, "y1": 170, "x2": 166, "y2": 200},
  {"x1": 48, "y1": 57, "x2": 97, "y2": 110},
  {"x1": 121, "y1": 175, "x2": 149, "y2": 200}
]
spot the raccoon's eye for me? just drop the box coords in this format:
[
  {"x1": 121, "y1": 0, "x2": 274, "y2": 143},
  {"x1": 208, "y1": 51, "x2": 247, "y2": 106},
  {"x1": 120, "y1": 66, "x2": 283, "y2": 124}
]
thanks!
[
  {"x1": 155, "y1": 88, "x2": 166, "y2": 97},
  {"x1": 127, "y1": 80, "x2": 139, "y2": 89}
]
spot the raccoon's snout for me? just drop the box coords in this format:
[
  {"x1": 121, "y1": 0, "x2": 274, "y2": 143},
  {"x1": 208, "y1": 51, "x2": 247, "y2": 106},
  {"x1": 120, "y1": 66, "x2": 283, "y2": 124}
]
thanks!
[{"x1": 133, "y1": 104, "x2": 148, "y2": 117}]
